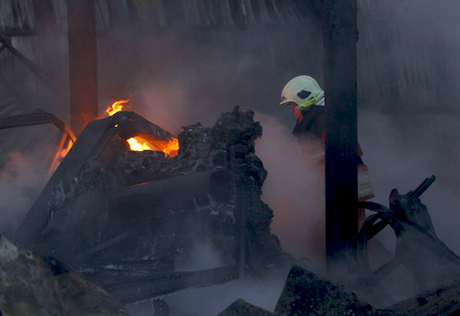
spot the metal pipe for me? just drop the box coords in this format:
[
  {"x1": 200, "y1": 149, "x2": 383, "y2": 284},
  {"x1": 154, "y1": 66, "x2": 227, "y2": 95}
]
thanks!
[
  {"x1": 322, "y1": 0, "x2": 358, "y2": 268},
  {"x1": 67, "y1": 0, "x2": 98, "y2": 136}
]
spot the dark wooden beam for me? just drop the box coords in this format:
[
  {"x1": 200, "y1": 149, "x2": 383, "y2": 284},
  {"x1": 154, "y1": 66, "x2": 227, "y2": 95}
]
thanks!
[
  {"x1": 67, "y1": 0, "x2": 98, "y2": 136},
  {"x1": 322, "y1": 0, "x2": 358, "y2": 268},
  {"x1": 0, "y1": 29, "x2": 36, "y2": 36}
]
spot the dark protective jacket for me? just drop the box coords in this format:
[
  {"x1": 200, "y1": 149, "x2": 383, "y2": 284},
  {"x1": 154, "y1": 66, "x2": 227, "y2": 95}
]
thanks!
[
  {"x1": 292, "y1": 105, "x2": 325, "y2": 141},
  {"x1": 292, "y1": 104, "x2": 374, "y2": 201}
]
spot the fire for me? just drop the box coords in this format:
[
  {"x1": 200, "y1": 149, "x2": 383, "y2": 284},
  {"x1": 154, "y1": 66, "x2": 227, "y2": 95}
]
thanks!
[
  {"x1": 49, "y1": 99, "x2": 178, "y2": 176},
  {"x1": 161, "y1": 138, "x2": 179, "y2": 157},
  {"x1": 106, "y1": 99, "x2": 131, "y2": 116},
  {"x1": 106, "y1": 100, "x2": 179, "y2": 156},
  {"x1": 49, "y1": 137, "x2": 74, "y2": 177},
  {"x1": 127, "y1": 137, "x2": 155, "y2": 151},
  {"x1": 126, "y1": 136, "x2": 179, "y2": 157}
]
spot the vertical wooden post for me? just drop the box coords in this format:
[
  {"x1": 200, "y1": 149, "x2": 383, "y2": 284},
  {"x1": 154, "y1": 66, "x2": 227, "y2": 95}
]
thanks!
[
  {"x1": 67, "y1": 0, "x2": 98, "y2": 136},
  {"x1": 322, "y1": 0, "x2": 358, "y2": 269}
]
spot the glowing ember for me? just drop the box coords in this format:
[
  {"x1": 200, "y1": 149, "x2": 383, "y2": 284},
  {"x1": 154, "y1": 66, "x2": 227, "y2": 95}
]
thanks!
[{"x1": 106, "y1": 99, "x2": 131, "y2": 116}]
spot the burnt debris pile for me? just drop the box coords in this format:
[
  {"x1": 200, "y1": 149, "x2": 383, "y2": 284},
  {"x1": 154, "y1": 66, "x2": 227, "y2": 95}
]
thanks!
[
  {"x1": 4, "y1": 107, "x2": 460, "y2": 314},
  {"x1": 0, "y1": 235, "x2": 128, "y2": 316},
  {"x1": 10, "y1": 106, "x2": 289, "y2": 304}
]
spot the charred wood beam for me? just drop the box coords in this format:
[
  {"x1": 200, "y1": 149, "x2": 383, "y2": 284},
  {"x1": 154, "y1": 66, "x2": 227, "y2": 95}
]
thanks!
[
  {"x1": 109, "y1": 170, "x2": 233, "y2": 208},
  {"x1": 0, "y1": 110, "x2": 77, "y2": 178},
  {"x1": 0, "y1": 110, "x2": 76, "y2": 142},
  {"x1": 0, "y1": 29, "x2": 37, "y2": 36},
  {"x1": 12, "y1": 111, "x2": 175, "y2": 250},
  {"x1": 107, "y1": 169, "x2": 234, "y2": 236},
  {"x1": 73, "y1": 230, "x2": 132, "y2": 261},
  {"x1": 322, "y1": 0, "x2": 359, "y2": 268},
  {"x1": 356, "y1": 176, "x2": 460, "y2": 293}
]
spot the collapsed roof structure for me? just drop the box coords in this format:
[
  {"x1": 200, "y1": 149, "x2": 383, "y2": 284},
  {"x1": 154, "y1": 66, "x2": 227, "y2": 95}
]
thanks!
[{"x1": 9, "y1": 106, "x2": 289, "y2": 305}]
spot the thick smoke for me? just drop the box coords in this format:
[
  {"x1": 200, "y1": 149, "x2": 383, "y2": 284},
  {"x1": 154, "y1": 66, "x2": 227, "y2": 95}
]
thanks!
[
  {"x1": 3, "y1": 0, "x2": 460, "y2": 312},
  {"x1": 0, "y1": 152, "x2": 46, "y2": 235},
  {"x1": 174, "y1": 239, "x2": 225, "y2": 272},
  {"x1": 254, "y1": 112, "x2": 326, "y2": 266},
  {"x1": 0, "y1": 128, "x2": 53, "y2": 236},
  {"x1": 69, "y1": 0, "x2": 460, "y2": 309},
  {"x1": 359, "y1": 108, "x2": 460, "y2": 256},
  {"x1": 356, "y1": 0, "x2": 460, "y2": 258},
  {"x1": 95, "y1": 16, "x2": 322, "y2": 133},
  {"x1": 126, "y1": 270, "x2": 289, "y2": 316}
]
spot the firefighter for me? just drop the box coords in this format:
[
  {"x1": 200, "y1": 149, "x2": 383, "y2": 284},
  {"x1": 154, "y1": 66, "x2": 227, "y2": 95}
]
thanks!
[
  {"x1": 280, "y1": 75, "x2": 374, "y2": 228},
  {"x1": 280, "y1": 75, "x2": 326, "y2": 143}
]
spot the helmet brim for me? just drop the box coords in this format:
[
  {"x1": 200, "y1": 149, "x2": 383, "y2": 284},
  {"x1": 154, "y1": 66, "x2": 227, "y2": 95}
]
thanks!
[{"x1": 279, "y1": 98, "x2": 296, "y2": 107}]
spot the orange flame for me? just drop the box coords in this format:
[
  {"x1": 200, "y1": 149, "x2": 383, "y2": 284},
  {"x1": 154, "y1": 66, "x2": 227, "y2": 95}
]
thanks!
[
  {"x1": 106, "y1": 99, "x2": 179, "y2": 156},
  {"x1": 127, "y1": 136, "x2": 155, "y2": 151},
  {"x1": 161, "y1": 138, "x2": 179, "y2": 157},
  {"x1": 49, "y1": 99, "x2": 178, "y2": 176},
  {"x1": 106, "y1": 99, "x2": 130, "y2": 116},
  {"x1": 49, "y1": 137, "x2": 74, "y2": 177}
]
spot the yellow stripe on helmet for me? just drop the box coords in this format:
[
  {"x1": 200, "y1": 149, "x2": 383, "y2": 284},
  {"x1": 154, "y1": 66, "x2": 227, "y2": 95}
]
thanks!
[{"x1": 298, "y1": 97, "x2": 318, "y2": 110}]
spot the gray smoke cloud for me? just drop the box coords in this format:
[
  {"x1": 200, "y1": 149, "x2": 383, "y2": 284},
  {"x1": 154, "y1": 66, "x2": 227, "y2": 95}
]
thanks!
[
  {"x1": 0, "y1": 122, "x2": 59, "y2": 237},
  {"x1": 65, "y1": 1, "x2": 460, "y2": 309},
  {"x1": 0, "y1": 152, "x2": 45, "y2": 235},
  {"x1": 3, "y1": 0, "x2": 460, "y2": 312},
  {"x1": 126, "y1": 269, "x2": 289, "y2": 315},
  {"x1": 359, "y1": 108, "x2": 460, "y2": 256},
  {"x1": 254, "y1": 112, "x2": 326, "y2": 265},
  {"x1": 356, "y1": 0, "x2": 460, "y2": 258}
]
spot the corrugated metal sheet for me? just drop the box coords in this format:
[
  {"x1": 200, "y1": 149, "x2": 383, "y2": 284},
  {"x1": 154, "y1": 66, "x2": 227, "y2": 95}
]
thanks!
[
  {"x1": 0, "y1": 0, "x2": 307, "y2": 33},
  {"x1": 0, "y1": 0, "x2": 35, "y2": 32}
]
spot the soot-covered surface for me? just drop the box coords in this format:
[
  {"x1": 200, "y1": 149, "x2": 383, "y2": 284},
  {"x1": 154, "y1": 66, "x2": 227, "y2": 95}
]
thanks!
[{"x1": 11, "y1": 106, "x2": 291, "y2": 304}]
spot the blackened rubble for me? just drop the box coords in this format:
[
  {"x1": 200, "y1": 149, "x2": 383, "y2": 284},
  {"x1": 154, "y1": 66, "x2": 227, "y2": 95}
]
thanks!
[
  {"x1": 109, "y1": 106, "x2": 266, "y2": 186},
  {"x1": 11, "y1": 106, "x2": 290, "y2": 304},
  {"x1": 0, "y1": 235, "x2": 128, "y2": 315},
  {"x1": 104, "y1": 106, "x2": 288, "y2": 275}
]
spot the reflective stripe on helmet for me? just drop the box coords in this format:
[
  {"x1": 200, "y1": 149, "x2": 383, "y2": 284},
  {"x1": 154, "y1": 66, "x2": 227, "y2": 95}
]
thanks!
[{"x1": 298, "y1": 97, "x2": 318, "y2": 110}]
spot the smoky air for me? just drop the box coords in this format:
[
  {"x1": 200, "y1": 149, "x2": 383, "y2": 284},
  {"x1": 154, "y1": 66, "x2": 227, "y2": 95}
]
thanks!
[{"x1": 1, "y1": 0, "x2": 460, "y2": 315}]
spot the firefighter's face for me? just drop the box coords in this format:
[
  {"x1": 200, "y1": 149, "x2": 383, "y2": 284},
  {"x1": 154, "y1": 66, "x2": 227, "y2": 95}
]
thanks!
[{"x1": 290, "y1": 103, "x2": 304, "y2": 122}]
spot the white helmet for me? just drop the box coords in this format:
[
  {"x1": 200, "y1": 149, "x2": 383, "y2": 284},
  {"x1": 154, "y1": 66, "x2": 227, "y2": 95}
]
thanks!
[{"x1": 280, "y1": 75, "x2": 324, "y2": 110}]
